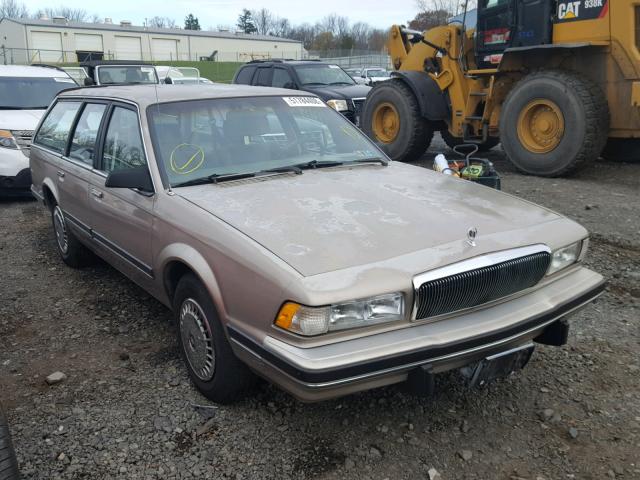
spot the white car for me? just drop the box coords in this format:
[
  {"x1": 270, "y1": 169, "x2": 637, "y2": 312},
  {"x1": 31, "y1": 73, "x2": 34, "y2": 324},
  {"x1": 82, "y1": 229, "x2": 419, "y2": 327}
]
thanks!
[
  {"x1": 0, "y1": 65, "x2": 76, "y2": 195},
  {"x1": 355, "y1": 67, "x2": 392, "y2": 86},
  {"x1": 155, "y1": 66, "x2": 212, "y2": 85}
]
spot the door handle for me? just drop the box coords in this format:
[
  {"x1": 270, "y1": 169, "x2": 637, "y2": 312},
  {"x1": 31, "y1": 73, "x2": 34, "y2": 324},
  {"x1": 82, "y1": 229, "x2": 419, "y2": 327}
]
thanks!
[
  {"x1": 56, "y1": 170, "x2": 65, "y2": 178},
  {"x1": 90, "y1": 188, "x2": 103, "y2": 199}
]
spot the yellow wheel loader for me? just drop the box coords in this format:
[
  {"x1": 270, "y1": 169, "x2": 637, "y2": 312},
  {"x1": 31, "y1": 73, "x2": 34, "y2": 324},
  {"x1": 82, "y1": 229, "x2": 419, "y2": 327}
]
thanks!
[{"x1": 362, "y1": 0, "x2": 640, "y2": 176}]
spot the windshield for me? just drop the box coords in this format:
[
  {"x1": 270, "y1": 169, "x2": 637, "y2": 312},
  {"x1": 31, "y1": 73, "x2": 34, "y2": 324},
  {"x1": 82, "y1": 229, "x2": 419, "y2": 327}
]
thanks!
[
  {"x1": 294, "y1": 65, "x2": 355, "y2": 86},
  {"x1": 97, "y1": 66, "x2": 158, "y2": 84},
  {"x1": 0, "y1": 76, "x2": 76, "y2": 109},
  {"x1": 148, "y1": 96, "x2": 384, "y2": 188},
  {"x1": 367, "y1": 70, "x2": 388, "y2": 78}
]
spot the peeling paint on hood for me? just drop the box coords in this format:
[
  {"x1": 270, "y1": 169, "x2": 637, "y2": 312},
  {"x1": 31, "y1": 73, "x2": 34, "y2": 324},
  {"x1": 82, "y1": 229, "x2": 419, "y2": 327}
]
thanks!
[{"x1": 177, "y1": 162, "x2": 560, "y2": 276}]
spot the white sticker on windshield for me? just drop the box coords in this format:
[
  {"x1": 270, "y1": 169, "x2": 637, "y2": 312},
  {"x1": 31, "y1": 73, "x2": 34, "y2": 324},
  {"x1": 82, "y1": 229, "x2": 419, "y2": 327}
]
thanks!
[
  {"x1": 54, "y1": 77, "x2": 76, "y2": 83},
  {"x1": 283, "y1": 97, "x2": 326, "y2": 107},
  {"x1": 328, "y1": 65, "x2": 340, "y2": 69}
]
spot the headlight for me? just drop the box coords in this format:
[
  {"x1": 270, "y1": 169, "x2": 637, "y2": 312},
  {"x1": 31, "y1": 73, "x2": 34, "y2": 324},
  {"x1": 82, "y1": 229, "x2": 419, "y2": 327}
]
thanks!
[
  {"x1": 275, "y1": 293, "x2": 405, "y2": 336},
  {"x1": 326, "y1": 99, "x2": 349, "y2": 111},
  {"x1": 0, "y1": 130, "x2": 18, "y2": 149},
  {"x1": 547, "y1": 241, "x2": 584, "y2": 275}
]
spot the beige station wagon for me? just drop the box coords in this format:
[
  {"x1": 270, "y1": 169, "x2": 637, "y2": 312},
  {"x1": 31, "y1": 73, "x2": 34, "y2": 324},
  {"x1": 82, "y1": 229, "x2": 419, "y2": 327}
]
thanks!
[{"x1": 29, "y1": 85, "x2": 605, "y2": 403}]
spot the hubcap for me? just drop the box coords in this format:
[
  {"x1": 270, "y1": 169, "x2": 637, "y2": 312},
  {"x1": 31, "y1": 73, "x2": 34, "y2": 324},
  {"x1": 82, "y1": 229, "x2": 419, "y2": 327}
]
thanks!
[
  {"x1": 372, "y1": 102, "x2": 401, "y2": 143},
  {"x1": 53, "y1": 206, "x2": 69, "y2": 255},
  {"x1": 179, "y1": 298, "x2": 215, "y2": 381},
  {"x1": 517, "y1": 99, "x2": 565, "y2": 153}
]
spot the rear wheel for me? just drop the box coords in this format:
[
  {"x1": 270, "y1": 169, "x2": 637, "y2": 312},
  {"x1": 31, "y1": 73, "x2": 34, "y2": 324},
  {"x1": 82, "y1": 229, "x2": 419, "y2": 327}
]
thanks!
[
  {"x1": 362, "y1": 79, "x2": 434, "y2": 162},
  {"x1": 51, "y1": 204, "x2": 91, "y2": 268},
  {"x1": 499, "y1": 70, "x2": 609, "y2": 177},
  {"x1": 0, "y1": 406, "x2": 20, "y2": 480},
  {"x1": 601, "y1": 138, "x2": 640, "y2": 163},
  {"x1": 440, "y1": 129, "x2": 500, "y2": 151},
  {"x1": 174, "y1": 274, "x2": 256, "y2": 404}
]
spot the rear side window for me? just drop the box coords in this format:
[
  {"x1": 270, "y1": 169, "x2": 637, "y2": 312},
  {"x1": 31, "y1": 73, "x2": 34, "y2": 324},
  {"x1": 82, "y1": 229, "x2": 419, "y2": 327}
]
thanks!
[
  {"x1": 69, "y1": 103, "x2": 107, "y2": 166},
  {"x1": 235, "y1": 66, "x2": 256, "y2": 84},
  {"x1": 255, "y1": 67, "x2": 272, "y2": 86},
  {"x1": 101, "y1": 106, "x2": 146, "y2": 173},
  {"x1": 34, "y1": 101, "x2": 82, "y2": 154}
]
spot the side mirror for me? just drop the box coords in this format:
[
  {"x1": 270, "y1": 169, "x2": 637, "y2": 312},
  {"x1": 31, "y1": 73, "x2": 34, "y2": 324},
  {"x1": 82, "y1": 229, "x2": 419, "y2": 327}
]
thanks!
[
  {"x1": 105, "y1": 166, "x2": 154, "y2": 193},
  {"x1": 84, "y1": 77, "x2": 95, "y2": 86},
  {"x1": 164, "y1": 77, "x2": 173, "y2": 84}
]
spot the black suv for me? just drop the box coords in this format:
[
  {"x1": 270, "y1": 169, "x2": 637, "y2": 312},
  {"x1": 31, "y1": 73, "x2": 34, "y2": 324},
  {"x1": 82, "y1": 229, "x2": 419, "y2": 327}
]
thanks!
[{"x1": 232, "y1": 60, "x2": 371, "y2": 124}]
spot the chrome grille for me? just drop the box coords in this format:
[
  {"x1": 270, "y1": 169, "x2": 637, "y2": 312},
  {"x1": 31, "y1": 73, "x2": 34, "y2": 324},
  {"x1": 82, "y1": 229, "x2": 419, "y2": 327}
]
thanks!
[
  {"x1": 414, "y1": 251, "x2": 551, "y2": 320},
  {"x1": 11, "y1": 130, "x2": 34, "y2": 157},
  {"x1": 352, "y1": 97, "x2": 366, "y2": 116}
]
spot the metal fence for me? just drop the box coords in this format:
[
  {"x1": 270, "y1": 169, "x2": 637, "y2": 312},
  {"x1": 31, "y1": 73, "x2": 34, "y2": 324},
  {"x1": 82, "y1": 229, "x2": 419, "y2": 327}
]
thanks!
[
  {"x1": 318, "y1": 54, "x2": 392, "y2": 69},
  {"x1": 0, "y1": 46, "x2": 309, "y2": 65}
]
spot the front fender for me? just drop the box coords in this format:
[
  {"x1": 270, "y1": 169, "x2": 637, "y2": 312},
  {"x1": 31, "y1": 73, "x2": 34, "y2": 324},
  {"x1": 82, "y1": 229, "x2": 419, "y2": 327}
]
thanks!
[{"x1": 391, "y1": 71, "x2": 450, "y2": 121}]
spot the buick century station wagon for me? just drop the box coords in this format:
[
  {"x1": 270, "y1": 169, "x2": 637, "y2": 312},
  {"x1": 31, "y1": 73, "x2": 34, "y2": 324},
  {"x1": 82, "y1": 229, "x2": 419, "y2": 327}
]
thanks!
[{"x1": 30, "y1": 85, "x2": 605, "y2": 403}]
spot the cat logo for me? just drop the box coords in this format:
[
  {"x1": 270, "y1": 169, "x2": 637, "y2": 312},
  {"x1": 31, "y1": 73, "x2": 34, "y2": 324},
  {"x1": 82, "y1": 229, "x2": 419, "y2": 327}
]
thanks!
[{"x1": 558, "y1": 1, "x2": 581, "y2": 20}]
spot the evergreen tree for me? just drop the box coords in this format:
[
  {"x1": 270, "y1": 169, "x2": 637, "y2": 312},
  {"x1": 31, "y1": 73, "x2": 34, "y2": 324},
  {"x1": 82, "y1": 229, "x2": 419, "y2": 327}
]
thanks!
[
  {"x1": 184, "y1": 13, "x2": 201, "y2": 30},
  {"x1": 236, "y1": 9, "x2": 257, "y2": 34}
]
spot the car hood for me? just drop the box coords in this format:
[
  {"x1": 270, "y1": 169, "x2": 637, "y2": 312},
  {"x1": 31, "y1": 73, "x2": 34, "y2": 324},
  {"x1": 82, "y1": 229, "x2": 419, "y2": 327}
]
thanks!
[
  {"x1": 303, "y1": 83, "x2": 371, "y2": 100},
  {"x1": 178, "y1": 163, "x2": 561, "y2": 277},
  {"x1": 0, "y1": 109, "x2": 45, "y2": 131}
]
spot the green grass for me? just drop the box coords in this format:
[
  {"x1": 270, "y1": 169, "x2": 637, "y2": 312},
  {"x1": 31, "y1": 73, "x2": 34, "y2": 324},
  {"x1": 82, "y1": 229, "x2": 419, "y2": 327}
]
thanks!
[{"x1": 152, "y1": 61, "x2": 243, "y2": 83}]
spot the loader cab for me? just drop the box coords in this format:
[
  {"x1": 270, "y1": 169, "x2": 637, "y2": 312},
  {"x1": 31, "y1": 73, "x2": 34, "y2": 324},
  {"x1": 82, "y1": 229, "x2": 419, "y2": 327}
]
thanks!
[{"x1": 475, "y1": 0, "x2": 554, "y2": 68}]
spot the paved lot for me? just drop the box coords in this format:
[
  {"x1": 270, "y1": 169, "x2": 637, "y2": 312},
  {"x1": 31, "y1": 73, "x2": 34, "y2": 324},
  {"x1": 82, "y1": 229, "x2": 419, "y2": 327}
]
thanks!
[{"x1": 1, "y1": 135, "x2": 639, "y2": 479}]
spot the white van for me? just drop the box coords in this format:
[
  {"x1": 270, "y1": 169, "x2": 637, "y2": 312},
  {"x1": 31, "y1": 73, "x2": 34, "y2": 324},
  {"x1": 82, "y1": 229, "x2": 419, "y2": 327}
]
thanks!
[{"x1": 0, "y1": 65, "x2": 76, "y2": 195}]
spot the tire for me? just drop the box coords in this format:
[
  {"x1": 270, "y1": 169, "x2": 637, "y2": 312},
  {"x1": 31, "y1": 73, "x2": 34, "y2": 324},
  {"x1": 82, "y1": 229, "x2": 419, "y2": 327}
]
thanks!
[
  {"x1": 601, "y1": 138, "x2": 640, "y2": 163},
  {"x1": 440, "y1": 129, "x2": 500, "y2": 151},
  {"x1": 50, "y1": 203, "x2": 91, "y2": 268},
  {"x1": 0, "y1": 406, "x2": 20, "y2": 480},
  {"x1": 362, "y1": 79, "x2": 434, "y2": 162},
  {"x1": 173, "y1": 274, "x2": 256, "y2": 404},
  {"x1": 499, "y1": 70, "x2": 609, "y2": 177}
]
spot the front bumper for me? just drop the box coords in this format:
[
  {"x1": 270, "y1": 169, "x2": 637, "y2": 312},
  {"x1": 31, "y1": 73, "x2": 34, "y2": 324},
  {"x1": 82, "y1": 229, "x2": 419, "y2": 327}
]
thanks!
[
  {"x1": 230, "y1": 266, "x2": 605, "y2": 402},
  {"x1": 0, "y1": 168, "x2": 32, "y2": 196}
]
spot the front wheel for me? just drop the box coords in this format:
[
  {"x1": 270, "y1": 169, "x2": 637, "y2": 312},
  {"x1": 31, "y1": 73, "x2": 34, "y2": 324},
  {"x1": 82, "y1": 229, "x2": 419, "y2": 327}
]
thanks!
[
  {"x1": 499, "y1": 70, "x2": 609, "y2": 177},
  {"x1": 174, "y1": 274, "x2": 256, "y2": 404},
  {"x1": 362, "y1": 79, "x2": 434, "y2": 162}
]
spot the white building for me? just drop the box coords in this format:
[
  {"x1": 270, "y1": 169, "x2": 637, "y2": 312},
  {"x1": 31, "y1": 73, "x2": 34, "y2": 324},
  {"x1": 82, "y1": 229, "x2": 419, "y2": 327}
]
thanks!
[{"x1": 0, "y1": 17, "x2": 306, "y2": 64}]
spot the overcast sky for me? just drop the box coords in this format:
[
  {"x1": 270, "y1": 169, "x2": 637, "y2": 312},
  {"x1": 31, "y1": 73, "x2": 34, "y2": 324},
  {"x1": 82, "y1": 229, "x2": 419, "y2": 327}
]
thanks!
[{"x1": 25, "y1": 0, "x2": 419, "y2": 29}]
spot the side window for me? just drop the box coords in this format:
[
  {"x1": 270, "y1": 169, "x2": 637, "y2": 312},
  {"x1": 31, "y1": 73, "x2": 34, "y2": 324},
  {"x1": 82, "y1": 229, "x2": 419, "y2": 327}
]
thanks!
[
  {"x1": 255, "y1": 67, "x2": 272, "y2": 86},
  {"x1": 235, "y1": 65, "x2": 256, "y2": 84},
  {"x1": 272, "y1": 68, "x2": 294, "y2": 88},
  {"x1": 34, "y1": 101, "x2": 82, "y2": 154},
  {"x1": 101, "y1": 106, "x2": 146, "y2": 173},
  {"x1": 69, "y1": 103, "x2": 107, "y2": 166}
]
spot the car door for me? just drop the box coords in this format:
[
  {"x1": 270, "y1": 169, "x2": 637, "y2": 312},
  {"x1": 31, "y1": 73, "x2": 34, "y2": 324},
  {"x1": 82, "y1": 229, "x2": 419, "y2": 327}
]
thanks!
[
  {"x1": 32, "y1": 100, "x2": 92, "y2": 239},
  {"x1": 87, "y1": 103, "x2": 156, "y2": 287}
]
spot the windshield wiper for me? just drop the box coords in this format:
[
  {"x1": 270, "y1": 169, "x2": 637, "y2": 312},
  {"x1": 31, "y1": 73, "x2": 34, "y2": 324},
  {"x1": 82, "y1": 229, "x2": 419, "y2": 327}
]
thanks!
[
  {"x1": 172, "y1": 166, "x2": 302, "y2": 188},
  {"x1": 296, "y1": 159, "x2": 344, "y2": 169},
  {"x1": 172, "y1": 172, "x2": 255, "y2": 188},
  {"x1": 302, "y1": 82, "x2": 328, "y2": 86},
  {"x1": 329, "y1": 82, "x2": 353, "y2": 86},
  {"x1": 345, "y1": 157, "x2": 389, "y2": 166},
  {"x1": 0, "y1": 106, "x2": 47, "y2": 110}
]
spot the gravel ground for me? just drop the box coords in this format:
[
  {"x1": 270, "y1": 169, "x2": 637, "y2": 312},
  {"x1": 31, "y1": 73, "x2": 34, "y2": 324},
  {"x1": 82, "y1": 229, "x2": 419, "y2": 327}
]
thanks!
[{"x1": 1, "y1": 134, "x2": 639, "y2": 480}]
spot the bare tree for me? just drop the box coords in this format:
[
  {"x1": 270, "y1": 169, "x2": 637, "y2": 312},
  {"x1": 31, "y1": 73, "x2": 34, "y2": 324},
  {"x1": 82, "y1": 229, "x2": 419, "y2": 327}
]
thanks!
[
  {"x1": 147, "y1": 16, "x2": 177, "y2": 29},
  {"x1": 351, "y1": 22, "x2": 371, "y2": 50},
  {"x1": 252, "y1": 8, "x2": 274, "y2": 36},
  {"x1": 35, "y1": 7, "x2": 89, "y2": 22},
  {"x1": 416, "y1": 0, "x2": 476, "y2": 16},
  {"x1": 271, "y1": 17, "x2": 291, "y2": 37},
  {"x1": 0, "y1": 0, "x2": 28, "y2": 19}
]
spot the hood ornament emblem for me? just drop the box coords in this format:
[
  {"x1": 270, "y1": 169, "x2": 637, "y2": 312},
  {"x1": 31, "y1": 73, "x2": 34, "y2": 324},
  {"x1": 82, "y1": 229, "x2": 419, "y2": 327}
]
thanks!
[{"x1": 466, "y1": 227, "x2": 478, "y2": 247}]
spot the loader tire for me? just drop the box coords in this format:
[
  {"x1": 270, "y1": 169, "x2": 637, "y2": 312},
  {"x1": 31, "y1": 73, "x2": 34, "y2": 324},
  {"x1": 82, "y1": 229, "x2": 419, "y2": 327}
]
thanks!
[
  {"x1": 601, "y1": 138, "x2": 640, "y2": 163},
  {"x1": 0, "y1": 406, "x2": 20, "y2": 480},
  {"x1": 440, "y1": 130, "x2": 500, "y2": 151},
  {"x1": 362, "y1": 79, "x2": 434, "y2": 162},
  {"x1": 499, "y1": 70, "x2": 609, "y2": 177}
]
